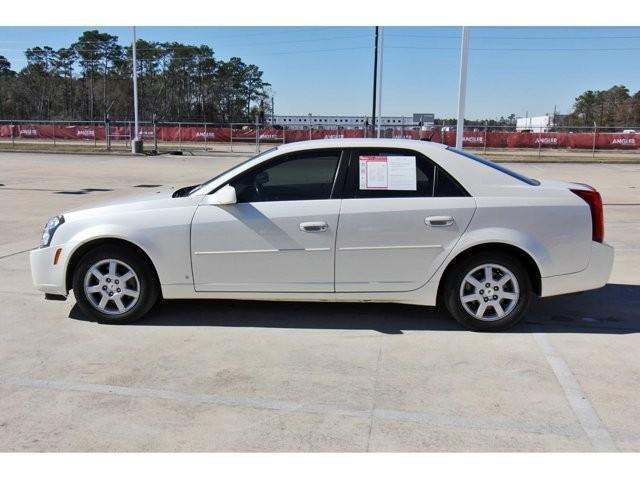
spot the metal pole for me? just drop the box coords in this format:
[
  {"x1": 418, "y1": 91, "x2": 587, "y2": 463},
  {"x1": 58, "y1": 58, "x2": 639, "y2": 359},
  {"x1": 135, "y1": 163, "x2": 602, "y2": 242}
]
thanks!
[
  {"x1": 371, "y1": 26, "x2": 379, "y2": 139},
  {"x1": 204, "y1": 123, "x2": 208, "y2": 151},
  {"x1": 256, "y1": 115, "x2": 260, "y2": 153},
  {"x1": 230, "y1": 123, "x2": 233, "y2": 152},
  {"x1": 484, "y1": 120, "x2": 488, "y2": 154},
  {"x1": 11, "y1": 123, "x2": 14, "y2": 147},
  {"x1": 153, "y1": 116, "x2": 158, "y2": 152},
  {"x1": 131, "y1": 26, "x2": 140, "y2": 151},
  {"x1": 179, "y1": 122, "x2": 182, "y2": 151},
  {"x1": 538, "y1": 129, "x2": 542, "y2": 160},
  {"x1": 376, "y1": 27, "x2": 384, "y2": 138},
  {"x1": 106, "y1": 115, "x2": 111, "y2": 151},
  {"x1": 52, "y1": 121, "x2": 56, "y2": 147},
  {"x1": 592, "y1": 122, "x2": 597, "y2": 159},
  {"x1": 271, "y1": 96, "x2": 275, "y2": 124},
  {"x1": 455, "y1": 26, "x2": 470, "y2": 149}
]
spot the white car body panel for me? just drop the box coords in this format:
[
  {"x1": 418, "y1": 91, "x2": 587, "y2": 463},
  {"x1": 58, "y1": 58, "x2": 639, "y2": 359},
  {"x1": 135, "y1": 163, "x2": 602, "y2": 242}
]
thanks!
[
  {"x1": 29, "y1": 138, "x2": 614, "y2": 307},
  {"x1": 335, "y1": 197, "x2": 476, "y2": 291},
  {"x1": 191, "y1": 199, "x2": 340, "y2": 292},
  {"x1": 31, "y1": 192, "x2": 200, "y2": 295}
]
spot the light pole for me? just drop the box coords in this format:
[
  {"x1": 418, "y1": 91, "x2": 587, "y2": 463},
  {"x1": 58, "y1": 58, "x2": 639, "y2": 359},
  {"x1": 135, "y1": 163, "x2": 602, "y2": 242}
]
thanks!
[
  {"x1": 271, "y1": 95, "x2": 275, "y2": 124},
  {"x1": 455, "y1": 26, "x2": 470, "y2": 149},
  {"x1": 371, "y1": 26, "x2": 379, "y2": 139},
  {"x1": 131, "y1": 26, "x2": 143, "y2": 153},
  {"x1": 376, "y1": 27, "x2": 384, "y2": 138}
]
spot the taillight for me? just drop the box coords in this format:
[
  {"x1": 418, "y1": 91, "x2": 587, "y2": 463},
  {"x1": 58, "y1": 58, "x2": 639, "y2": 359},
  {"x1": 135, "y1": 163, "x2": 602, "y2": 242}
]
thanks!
[{"x1": 570, "y1": 187, "x2": 604, "y2": 243}]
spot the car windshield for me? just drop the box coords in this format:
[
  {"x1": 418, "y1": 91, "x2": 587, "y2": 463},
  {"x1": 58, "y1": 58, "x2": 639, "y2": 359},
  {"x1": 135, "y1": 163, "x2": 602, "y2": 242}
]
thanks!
[
  {"x1": 447, "y1": 147, "x2": 540, "y2": 186},
  {"x1": 189, "y1": 147, "x2": 278, "y2": 195}
]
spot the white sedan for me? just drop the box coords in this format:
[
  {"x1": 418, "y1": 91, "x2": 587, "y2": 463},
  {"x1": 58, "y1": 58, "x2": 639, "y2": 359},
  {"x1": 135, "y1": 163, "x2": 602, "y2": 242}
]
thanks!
[{"x1": 30, "y1": 139, "x2": 614, "y2": 331}]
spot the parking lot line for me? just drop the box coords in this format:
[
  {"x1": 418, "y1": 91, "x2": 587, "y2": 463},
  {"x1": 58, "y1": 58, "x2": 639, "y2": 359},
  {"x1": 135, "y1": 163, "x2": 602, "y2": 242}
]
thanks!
[
  {"x1": 365, "y1": 344, "x2": 384, "y2": 451},
  {"x1": 0, "y1": 248, "x2": 33, "y2": 260},
  {"x1": 0, "y1": 374, "x2": 584, "y2": 440},
  {"x1": 531, "y1": 329, "x2": 617, "y2": 452}
]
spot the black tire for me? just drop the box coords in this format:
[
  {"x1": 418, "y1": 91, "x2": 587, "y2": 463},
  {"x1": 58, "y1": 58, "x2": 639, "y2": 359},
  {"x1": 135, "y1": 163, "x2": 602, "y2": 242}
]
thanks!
[
  {"x1": 443, "y1": 251, "x2": 532, "y2": 331},
  {"x1": 72, "y1": 245, "x2": 159, "y2": 324}
]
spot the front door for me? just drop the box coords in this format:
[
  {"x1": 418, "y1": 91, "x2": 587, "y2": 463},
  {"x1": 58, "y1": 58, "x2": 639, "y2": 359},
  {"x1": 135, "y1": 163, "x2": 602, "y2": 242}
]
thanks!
[
  {"x1": 191, "y1": 149, "x2": 344, "y2": 292},
  {"x1": 335, "y1": 148, "x2": 476, "y2": 292}
]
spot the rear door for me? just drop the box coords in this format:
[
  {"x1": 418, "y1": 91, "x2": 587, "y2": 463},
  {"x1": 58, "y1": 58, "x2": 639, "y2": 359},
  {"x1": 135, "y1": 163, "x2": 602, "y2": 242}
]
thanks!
[{"x1": 335, "y1": 148, "x2": 476, "y2": 292}]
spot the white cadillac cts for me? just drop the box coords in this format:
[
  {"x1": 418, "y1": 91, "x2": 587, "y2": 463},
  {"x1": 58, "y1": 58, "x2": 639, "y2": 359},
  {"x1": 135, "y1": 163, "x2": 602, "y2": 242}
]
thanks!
[{"x1": 30, "y1": 139, "x2": 614, "y2": 331}]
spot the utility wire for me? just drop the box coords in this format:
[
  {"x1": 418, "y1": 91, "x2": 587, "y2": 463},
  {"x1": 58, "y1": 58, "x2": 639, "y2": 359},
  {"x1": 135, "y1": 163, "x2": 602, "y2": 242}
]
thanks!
[
  {"x1": 386, "y1": 33, "x2": 640, "y2": 40},
  {"x1": 0, "y1": 27, "x2": 347, "y2": 45},
  {"x1": 3, "y1": 46, "x2": 373, "y2": 64},
  {"x1": 0, "y1": 35, "x2": 373, "y2": 54},
  {"x1": 385, "y1": 45, "x2": 640, "y2": 51}
]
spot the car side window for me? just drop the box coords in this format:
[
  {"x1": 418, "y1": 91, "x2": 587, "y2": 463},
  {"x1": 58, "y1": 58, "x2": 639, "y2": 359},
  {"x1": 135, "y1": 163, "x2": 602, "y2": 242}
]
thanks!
[
  {"x1": 229, "y1": 150, "x2": 341, "y2": 203},
  {"x1": 346, "y1": 149, "x2": 435, "y2": 199},
  {"x1": 434, "y1": 165, "x2": 468, "y2": 197}
]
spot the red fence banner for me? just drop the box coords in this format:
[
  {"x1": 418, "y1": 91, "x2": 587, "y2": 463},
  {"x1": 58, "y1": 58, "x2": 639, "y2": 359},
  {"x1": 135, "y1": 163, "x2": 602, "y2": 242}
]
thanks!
[{"x1": 1, "y1": 124, "x2": 639, "y2": 150}]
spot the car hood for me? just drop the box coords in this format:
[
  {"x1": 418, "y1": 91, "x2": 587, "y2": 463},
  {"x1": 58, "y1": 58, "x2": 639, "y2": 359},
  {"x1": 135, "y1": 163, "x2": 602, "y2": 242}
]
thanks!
[
  {"x1": 66, "y1": 187, "x2": 172, "y2": 211},
  {"x1": 63, "y1": 186, "x2": 201, "y2": 220}
]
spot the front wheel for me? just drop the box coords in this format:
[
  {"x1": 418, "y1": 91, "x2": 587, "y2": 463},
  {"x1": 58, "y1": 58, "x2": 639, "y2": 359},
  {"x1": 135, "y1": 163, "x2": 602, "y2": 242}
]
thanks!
[
  {"x1": 72, "y1": 245, "x2": 159, "y2": 323},
  {"x1": 443, "y1": 252, "x2": 532, "y2": 331}
]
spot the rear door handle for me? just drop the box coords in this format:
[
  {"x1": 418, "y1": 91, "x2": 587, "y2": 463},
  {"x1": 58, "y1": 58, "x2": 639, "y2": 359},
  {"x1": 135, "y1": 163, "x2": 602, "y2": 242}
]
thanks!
[
  {"x1": 425, "y1": 215, "x2": 454, "y2": 227},
  {"x1": 300, "y1": 221, "x2": 328, "y2": 232}
]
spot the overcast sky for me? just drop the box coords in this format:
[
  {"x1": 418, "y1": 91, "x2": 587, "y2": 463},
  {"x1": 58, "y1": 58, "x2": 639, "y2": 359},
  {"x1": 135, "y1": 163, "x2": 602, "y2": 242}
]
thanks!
[{"x1": 1, "y1": 26, "x2": 640, "y2": 119}]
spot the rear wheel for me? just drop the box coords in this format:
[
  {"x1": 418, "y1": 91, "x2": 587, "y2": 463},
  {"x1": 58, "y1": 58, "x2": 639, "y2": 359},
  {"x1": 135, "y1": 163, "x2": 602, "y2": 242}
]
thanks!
[
  {"x1": 72, "y1": 245, "x2": 159, "y2": 323},
  {"x1": 443, "y1": 252, "x2": 532, "y2": 331}
]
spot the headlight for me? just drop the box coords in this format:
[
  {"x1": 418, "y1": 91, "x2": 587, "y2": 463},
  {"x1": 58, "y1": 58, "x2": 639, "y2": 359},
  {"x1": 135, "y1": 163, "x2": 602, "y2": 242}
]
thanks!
[{"x1": 41, "y1": 215, "x2": 65, "y2": 248}]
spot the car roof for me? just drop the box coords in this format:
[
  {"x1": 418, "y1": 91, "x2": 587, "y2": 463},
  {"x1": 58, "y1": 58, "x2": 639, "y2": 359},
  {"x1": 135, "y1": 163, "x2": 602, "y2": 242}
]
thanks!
[{"x1": 274, "y1": 138, "x2": 448, "y2": 154}]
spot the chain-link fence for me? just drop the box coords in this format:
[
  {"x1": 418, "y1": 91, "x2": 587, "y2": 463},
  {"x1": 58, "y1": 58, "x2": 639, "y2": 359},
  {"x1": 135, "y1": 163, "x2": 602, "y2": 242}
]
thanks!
[
  {"x1": 0, "y1": 119, "x2": 286, "y2": 154},
  {"x1": 1, "y1": 120, "x2": 639, "y2": 157}
]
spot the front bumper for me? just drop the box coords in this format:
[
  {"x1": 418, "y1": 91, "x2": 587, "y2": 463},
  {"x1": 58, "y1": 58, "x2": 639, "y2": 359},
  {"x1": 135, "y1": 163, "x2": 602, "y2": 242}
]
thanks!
[
  {"x1": 30, "y1": 245, "x2": 69, "y2": 297},
  {"x1": 541, "y1": 241, "x2": 614, "y2": 297}
]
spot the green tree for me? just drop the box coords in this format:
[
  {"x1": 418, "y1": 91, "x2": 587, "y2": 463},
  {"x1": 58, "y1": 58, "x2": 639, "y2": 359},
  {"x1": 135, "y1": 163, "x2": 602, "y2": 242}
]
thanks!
[
  {"x1": 0, "y1": 30, "x2": 272, "y2": 123},
  {"x1": 73, "y1": 30, "x2": 122, "y2": 120},
  {"x1": 0, "y1": 56, "x2": 16, "y2": 118}
]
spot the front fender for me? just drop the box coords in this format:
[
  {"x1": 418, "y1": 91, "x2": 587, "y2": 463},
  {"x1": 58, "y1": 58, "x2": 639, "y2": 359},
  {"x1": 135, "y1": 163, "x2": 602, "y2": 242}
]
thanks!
[
  {"x1": 58, "y1": 216, "x2": 192, "y2": 288},
  {"x1": 64, "y1": 224, "x2": 157, "y2": 267}
]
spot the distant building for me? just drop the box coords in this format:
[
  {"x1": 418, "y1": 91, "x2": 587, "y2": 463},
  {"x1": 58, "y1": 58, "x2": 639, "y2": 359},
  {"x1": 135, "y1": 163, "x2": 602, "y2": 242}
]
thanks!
[
  {"x1": 267, "y1": 114, "x2": 434, "y2": 129},
  {"x1": 516, "y1": 115, "x2": 554, "y2": 133}
]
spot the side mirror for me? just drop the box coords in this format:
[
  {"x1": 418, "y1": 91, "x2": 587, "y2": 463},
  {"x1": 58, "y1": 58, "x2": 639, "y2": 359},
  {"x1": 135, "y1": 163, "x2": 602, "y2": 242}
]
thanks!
[{"x1": 206, "y1": 185, "x2": 237, "y2": 205}]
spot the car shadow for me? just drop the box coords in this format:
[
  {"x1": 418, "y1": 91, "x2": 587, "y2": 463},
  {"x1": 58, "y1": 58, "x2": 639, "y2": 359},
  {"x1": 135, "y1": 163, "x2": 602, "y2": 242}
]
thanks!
[{"x1": 68, "y1": 283, "x2": 640, "y2": 335}]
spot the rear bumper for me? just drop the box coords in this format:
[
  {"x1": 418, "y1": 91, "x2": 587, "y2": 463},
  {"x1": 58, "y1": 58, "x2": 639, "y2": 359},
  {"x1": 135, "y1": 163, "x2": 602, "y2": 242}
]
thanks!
[
  {"x1": 541, "y1": 241, "x2": 614, "y2": 297},
  {"x1": 30, "y1": 246, "x2": 68, "y2": 297}
]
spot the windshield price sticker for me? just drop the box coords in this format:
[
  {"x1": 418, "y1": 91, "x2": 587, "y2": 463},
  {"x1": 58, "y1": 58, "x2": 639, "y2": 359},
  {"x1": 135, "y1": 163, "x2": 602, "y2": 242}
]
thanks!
[{"x1": 359, "y1": 156, "x2": 417, "y2": 190}]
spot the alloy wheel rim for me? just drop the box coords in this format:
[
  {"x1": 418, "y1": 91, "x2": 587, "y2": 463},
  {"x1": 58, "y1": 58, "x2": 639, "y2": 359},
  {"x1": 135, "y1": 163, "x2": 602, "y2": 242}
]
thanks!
[
  {"x1": 83, "y1": 259, "x2": 140, "y2": 315},
  {"x1": 459, "y1": 263, "x2": 520, "y2": 322}
]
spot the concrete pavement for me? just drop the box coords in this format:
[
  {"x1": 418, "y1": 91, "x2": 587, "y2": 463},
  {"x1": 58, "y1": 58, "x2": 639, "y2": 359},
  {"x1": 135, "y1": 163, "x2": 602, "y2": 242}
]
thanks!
[{"x1": 0, "y1": 152, "x2": 638, "y2": 451}]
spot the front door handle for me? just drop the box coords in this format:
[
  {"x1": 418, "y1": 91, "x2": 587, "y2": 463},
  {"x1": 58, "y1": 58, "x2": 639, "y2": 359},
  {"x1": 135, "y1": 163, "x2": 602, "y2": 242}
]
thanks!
[
  {"x1": 425, "y1": 215, "x2": 454, "y2": 227},
  {"x1": 300, "y1": 221, "x2": 328, "y2": 232}
]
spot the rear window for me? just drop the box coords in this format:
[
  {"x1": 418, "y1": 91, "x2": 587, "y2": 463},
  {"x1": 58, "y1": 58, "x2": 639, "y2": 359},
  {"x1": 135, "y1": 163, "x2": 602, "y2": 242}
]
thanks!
[{"x1": 447, "y1": 147, "x2": 540, "y2": 186}]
